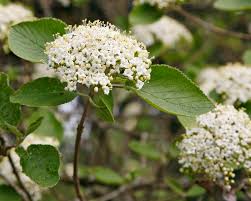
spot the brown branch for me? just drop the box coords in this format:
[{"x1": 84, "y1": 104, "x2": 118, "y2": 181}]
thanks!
[
  {"x1": 8, "y1": 154, "x2": 33, "y2": 201},
  {"x1": 92, "y1": 180, "x2": 154, "y2": 201},
  {"x1": 173, "y1": 6, "x2": 251, "y2": 40},
  {"x1": 73, "y1": 93, "x2": 92, "y2": 201}
]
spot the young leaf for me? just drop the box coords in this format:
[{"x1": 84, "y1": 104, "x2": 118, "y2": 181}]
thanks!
[
  {"x1": 0, "y1": 73, "x2": 20, "y2": 127},
  {"x1": 1, "y1": 122, "x2": 23, "y2": 139},
  {"x1": 16, "y1": 145, "x2": 60, "y2": 187},
  {"x1": 93, "y1": 92, "x2": 114, "y2": 122},
  {"x1": 186, "y1": 185, "x2": 206, "y2": 197},
  {"x1": 91, "y1": 167, "x2": 124, "y2": 185},
  {"x1": 26, "y1": 116, "x2": 43, "y2": 135},
  {"x1": 214, "y1": 0, "x2": 251, "y2": 11},
  {"x1": 8, "y1": 18, "x2": 67, "y2": 63},
  {"x1": 10, "y1": 77, "x2": 77, "y2": 107},
  {"x1": 27, "y1": 110, "x2": 63, "y2": 141},
  {"x1": 132, "y1": 65, "x2": 214, "y2": 117},
  {"x1": 0, "y1": 185, "x2": 22, "y2": 201},
  {"x1": 129, "y1": 4, "x2": 163, "y2": 25},
  {"x1": 129, "y1": 140, "x2": 163, "y2": 161}
]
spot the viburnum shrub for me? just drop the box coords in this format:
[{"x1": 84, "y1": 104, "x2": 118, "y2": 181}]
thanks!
[
  {"x1": 1, "y1": 0, "x2": 251, "y2": 200},
  {"x1": 1, "y1": 16, "x2": 213, "y2": 201}
]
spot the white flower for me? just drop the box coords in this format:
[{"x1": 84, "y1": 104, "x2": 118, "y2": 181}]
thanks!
[
  {"x1": 132, "y1": 16, "x2": 192, "y2": 47},
  {"x1": 177, "y1": 105, "x2": 251, "y2": 189},
  {"x1": 0, "y1": 134, "x2": 59, "y2": 201},
  {"x1": 198, "y1": 63, "x2": 251, "y2": 104},
  {"x1": 197, "y1": 67, "x2": 221, "y2": 95},
  {"x1": 0, "y1": 4, "x2": 33, "y2": 41},
  {"x1": 45, "y1": 20, "x2": 152, "y2": 95},
  {"x1": 134, "y1": 0, "x2": 177, "y2": 9}
]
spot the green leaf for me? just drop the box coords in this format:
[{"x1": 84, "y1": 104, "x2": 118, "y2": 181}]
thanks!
[
  {"x1": 240, "y1": 101, "x2": 251, "y2": 117},
  {"x1": 165, "y1": 177, "x2": 185, "y2": 197},
  {"x1": 2, "y1": 122, "x2": 23, "y2": 139},
  {"x1": 129, "y1": 140, "x2": 163, "y2": 161},
  {"x1": 16, "y1": 145, "x2": 60, "y2": 187},
  {"x1": 243, "y1": 50, "x2": 251, "y2": 65},
  {"x1": 0, "y1": 0, "x2": 9, "y2": 5},
  {"x1": 27, "y1": 110, "x2": 63, "y2": 141},
  {"x1": 0, "y1": 73, "x2": 21, "y2": 127},
  {"x1": 91, "y1": 167, "x2": 124, "y2": 185},
  {"x1": 0, "y1": 185, "x2": 22, "y2": 201},
  {"x1": 10, "y1": 77, "x2": 77, "y2": 107},
  {"x1": 8, "y1": 18, "x2": 67, "y2": 63},
  {"x1": 214, "y1": 0, "x2": 251, "y2": 11},
  {"x1": 186, "y1": 185, "x2": 206, "y2": 197},
  {"x1": 129, "y1": 4, "x2": 163, "y2": 25},
  {"x1": 93, "y1": 92, "x2": 114, "y2": 122},
  {"x1": 132, "y1": 65, "x2": 214, "y2": 117},
  {"x1": 26, "y1": 117, "x2": 43, "y2": 135},
  {"x1": 177, "y1": 115, "x2": 196, "y2": 129}
]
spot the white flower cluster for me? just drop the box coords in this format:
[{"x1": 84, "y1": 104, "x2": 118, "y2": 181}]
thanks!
[
  {"x1": 178, "y1": 105, "x2": 251, "y2": 190},
  {"x1": 45, "y1": 20, "x2": 152, "y2": 94},
  {"x1": 198, "y1": 63, "x2": 251, "y2": 104},
  {"x1": 132, "y1": 16, "x2": 192, "y2": 47},
  {"x1": 0, "y1": 134, "x2": 59, "y2": 201},
  {"x1": 134, "y1": 0, "x2": 177, "y2": 9},
  {"x1": 0, "y1": 3, "x2": 33, "y2": 41}
]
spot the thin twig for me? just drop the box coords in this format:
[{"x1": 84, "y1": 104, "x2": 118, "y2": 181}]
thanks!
[
  {"x1": 92, "y1": 180, "x2": 154, "y2": 201},
  {"x1": 73, "y1": 92, "x2": 92, "y2": 201},
  {"x1": 8, "y1": 154, "x2": 33, "y2": 201},
  {"x1": 173, "y1": 6, "x2": 251, "y2": 40},
  {"x1": 0, "y1": 173, "x2": 27, "y2": 201}
]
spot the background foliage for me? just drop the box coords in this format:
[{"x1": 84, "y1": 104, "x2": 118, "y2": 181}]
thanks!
[{"x1": 1, "y1": 0, "x2": 251, "y2": 201}]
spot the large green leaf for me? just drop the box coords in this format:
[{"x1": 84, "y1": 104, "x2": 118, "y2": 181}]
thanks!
[
  {"x1": 8, "y1": 18, "x2": 67, "y2": 63},
  {"x1": 129, "y1": 4, "x2": 163, "y2": 25},
  {"x1": 0, "y1": 73, "x2": 20, "y2": 127},
  {"x1": 129, "y1": 140, "x2": 163, "y2": 161},
  {"x1": 16, "y1": 144, "x2": 60, "y2": 187},
  {"x1": 133, "y1": 65, "x2": 214, "y2": 117},
  {"x1": 27, "y1": 110, "x2": 63, "y2": 141},
  {"x1": 214, "y1": 0, "x2": 251, "y2": 11},
  {"x1": 93, "y1": 92, "x2": 114, "y2": 122},
  {"x1": 91, "y1": 167, "x2": 124, "y2": 185},
  {"x1": 10, "y1": 77, "x2": 77, "y2": 107},
  {"x1": 0, "y1": 185, "x2": 22, "y2": 201}
]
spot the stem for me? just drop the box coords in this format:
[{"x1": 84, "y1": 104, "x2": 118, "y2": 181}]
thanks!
[
  {"x1": 0, "y1": 173, "x2": 28, "y2": 201},
  {"x1": 173, "y1": 6, "x2": 251, "y2": 40},
  {"x1": 73, "y1": 93, "x2": 92, "y2": 201},
  {"x1": 8, "y1": 154, "x2": 33, "y2": 201}
]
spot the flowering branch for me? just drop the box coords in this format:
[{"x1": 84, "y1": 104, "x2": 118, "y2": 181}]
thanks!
[
  {"x1": 8, "y1": 154, "x2": 34, "y2": 201},
  {"x1": 173, "y1": 6, "x2": 251, "y2": 40},
  {"x1": 73, "y1": 93, "x2": 92, "y2": 201}
]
